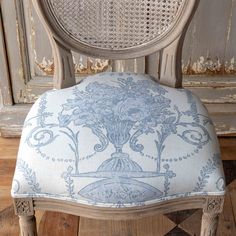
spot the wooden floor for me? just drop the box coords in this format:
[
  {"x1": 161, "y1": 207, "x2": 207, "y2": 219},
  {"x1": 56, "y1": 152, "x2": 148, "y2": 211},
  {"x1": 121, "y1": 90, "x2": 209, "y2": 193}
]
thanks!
[{"x1": 0, "y1": 137, "x2": 236, "y2": 236}]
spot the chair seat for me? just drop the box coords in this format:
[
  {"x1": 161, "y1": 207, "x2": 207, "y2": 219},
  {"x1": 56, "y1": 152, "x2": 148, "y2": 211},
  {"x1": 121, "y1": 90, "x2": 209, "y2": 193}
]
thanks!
[{"x1": 11, "y1": 72, "x2": 225, "y2": 208}]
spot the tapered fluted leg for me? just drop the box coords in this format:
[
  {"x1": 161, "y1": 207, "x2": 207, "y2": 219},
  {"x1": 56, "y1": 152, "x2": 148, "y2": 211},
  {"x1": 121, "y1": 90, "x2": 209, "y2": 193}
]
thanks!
[
  {"x1": 13, "y1": 198, "x2": 37, "y2": 236},
  {"x1": 200, "y1": 212, "x2": 219, "y2": 236},
  {"x1": 19, "y1": 215, "x2": 37, "y2": 236},
  {"x1": 200, "y1": 196, "x2": 224, "y2": 236}
]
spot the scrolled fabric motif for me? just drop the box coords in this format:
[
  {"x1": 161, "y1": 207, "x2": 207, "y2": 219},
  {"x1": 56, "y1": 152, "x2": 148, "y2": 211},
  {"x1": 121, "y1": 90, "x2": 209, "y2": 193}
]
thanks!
[
  {"x1": 26, "y1": 127, "x2": 57, "y2": 148},
  {"x1": 18, "y1": 73, "x2": 223, "y2": 207},
  {"x1": 177, "y1": 123, "x2": 210, "y2": 148}
]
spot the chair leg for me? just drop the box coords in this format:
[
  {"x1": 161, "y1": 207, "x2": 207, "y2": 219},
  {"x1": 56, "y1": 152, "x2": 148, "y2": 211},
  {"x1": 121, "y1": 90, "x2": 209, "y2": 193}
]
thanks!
[
  {"x1": 13, "y1": 198, "x2": 37, "y2": 236},
  {"x1": 200, "y1": 196, "x2": 224, "y2": 236},
  {"x1": 200, "y1": 212, "x2": 219, "y2": 236},
  {"x1": 19, "y1": 215, "x2": 37, "y2": 236}
]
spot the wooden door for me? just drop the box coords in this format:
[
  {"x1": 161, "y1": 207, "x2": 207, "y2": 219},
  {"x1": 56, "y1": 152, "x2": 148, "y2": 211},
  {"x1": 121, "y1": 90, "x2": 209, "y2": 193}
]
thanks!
[{"x1": 0, "y1": 0, "x2": 236, "y2": 137}]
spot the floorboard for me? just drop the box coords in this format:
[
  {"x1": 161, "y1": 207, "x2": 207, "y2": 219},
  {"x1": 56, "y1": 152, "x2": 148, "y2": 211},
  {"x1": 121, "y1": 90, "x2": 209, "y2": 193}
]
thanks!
[{"x1": 38, "y1": 212, "x2": 79, "y2": 236}]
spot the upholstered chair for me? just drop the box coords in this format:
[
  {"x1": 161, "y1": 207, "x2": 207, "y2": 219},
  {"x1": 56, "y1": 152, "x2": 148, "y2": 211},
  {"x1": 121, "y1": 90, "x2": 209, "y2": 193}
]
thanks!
[{"x1": 11, "y1": 0, "x2": 225, "y2": 235}]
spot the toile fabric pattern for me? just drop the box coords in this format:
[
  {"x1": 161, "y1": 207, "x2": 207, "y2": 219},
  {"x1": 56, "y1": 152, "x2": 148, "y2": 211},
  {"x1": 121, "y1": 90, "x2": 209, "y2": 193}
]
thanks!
[{"x1": 11, "y1": 72, "x2": 225, "y2": 208}]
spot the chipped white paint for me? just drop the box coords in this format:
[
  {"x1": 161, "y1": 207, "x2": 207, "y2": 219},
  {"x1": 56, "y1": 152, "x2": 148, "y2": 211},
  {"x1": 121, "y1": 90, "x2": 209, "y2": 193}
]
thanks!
[
  {"x1": 183, "y1": 56, "x2": 236, "y2": 75},
  {"x1": 224, "y1": 0, "x2": 235, "y2": 57},
  {"x1": 35, "y1": 57, "x2": 109, "y2": 76},
  {"x1": 35, "y1": 57, "x2": 54, "y2": 75},
  {"x1": 17, "y1": 88, "x2": 39, "y2": 103},
  {"x1": 223, "y1": 93, "x2": 236, "y2": 102},
  {"x1": 18, "y1": 68, "x2": 24, "y2": 81},
  {"x1": 74, "y1": 58, "x2": 109, "y2": 75},
  {"x1": 1, "y1": 0, "x2": 236, "y2": 135},
  {"x1": 225, "y1": 57, "x2": 236, "y2": 73},
  {"x1": 215, "y1": 124, "x2": 236, "y2": 135}
]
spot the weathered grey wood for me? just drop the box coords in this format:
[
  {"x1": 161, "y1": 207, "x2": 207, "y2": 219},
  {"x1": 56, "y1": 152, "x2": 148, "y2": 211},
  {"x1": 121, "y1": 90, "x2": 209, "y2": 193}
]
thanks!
[
  {"x1": 0, "y1": 0, "x2": 27, "y2": 104},
  {"x1": 200, "y1": 196, "x2": 224, "y2": 236},
  {"x1": 1, "y1": 0, "x2": 236, "y2": 105},
  {"x1": 2, "y1": 103, "x2": 236, "y2": 137},
  {"x1": 2, "y1": 74, "x2": 236, "y2": 137},
  {"x1": 201, "y1": 213, "x2": 219, "y2": 236},
  {"x1": 159, "y1": 0, "x2": 197, "y2": 88},
  {"x1": 14, "y1": 198, "x2": 38, "y2": 235},
  {"x1": 159, "y1": 36, "x2": 183, "y2": 87},
  {"x1": 112, "y1": 58, "x2": 145, "y2": 73},
  {"x1": 34, "y1": 0, "x2": 198, "y2": 89},
  {"x1": 13, "y1": 198, "x2": 34, "y2": 216},
  {"x1": 34, "y1": 196, "x2": 205, "y2": 221},
  {"x1": 0, "y1": 105, "x2": 30, "y2": 137},
  {"x1": 22, "y1": 0, "x2": 52, "y2": 78},
  {"x1": 145, "y1": 52, "x2": 160, "y2": 80},
  {"x1": 183, "y1": 0, "x2": 236, "y2": 74},
  {"x1": 111, "y1": 60, "x2": 125, "y2": 73},
  {"x1": 51, "y1": 40, "x2": 76, "y2": 89},
  {"x1": 23, "y1": 195, "x2": 221, "y2": 223},
  {"x1": 19, "y1": 216, "x2": 37, "y2": 236},
  {"x1": 14, "y1": 0, "x2": 31, "y2": 83},
  {"x1": 31, "y1": 0, "x2": 76, "y2": 89},
  {"x1": 1, "y1": 0, "x2": 236, "y2": 137},
  {"x1": 224, "y1": 0, "x2": 236, "y2": 62},
  {"x1": 0, "y1": 8, "x2": 13, "y2": 106},
  {"x1": 20, "y1": 0, "x2": 236, "y2": 84}
]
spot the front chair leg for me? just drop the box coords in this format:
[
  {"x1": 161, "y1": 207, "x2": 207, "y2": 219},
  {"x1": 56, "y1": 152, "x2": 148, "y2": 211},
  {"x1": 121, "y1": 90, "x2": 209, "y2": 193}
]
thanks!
[
  {"x1": 19, "y1": 215, "x2": 37, "y2": 236},
  {"x1": 200, "y1": 212, "x2": 219, "y2": 236},
  {"x1": 200, "y1": 196, "x2": 224, "y2": 236},
  {"x1": 13, "y1": 198, "x2": 38, "y2": 236}
]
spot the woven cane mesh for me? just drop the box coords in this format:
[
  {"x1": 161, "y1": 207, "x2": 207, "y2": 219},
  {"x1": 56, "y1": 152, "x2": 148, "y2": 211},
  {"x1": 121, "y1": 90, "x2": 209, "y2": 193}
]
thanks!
[{"x1": 48, "y1": 0, "x2": 184, "y2": 50}]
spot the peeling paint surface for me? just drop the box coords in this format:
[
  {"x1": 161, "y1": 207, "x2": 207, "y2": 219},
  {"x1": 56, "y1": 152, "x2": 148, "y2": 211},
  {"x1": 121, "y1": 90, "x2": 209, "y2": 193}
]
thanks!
[
  {"x1": 35, "y1": 57, "x2": 54, "y2": 75},
  {"x1": 183, "y1": 57, "x2": 236, "y2": 75},
  {"x1": 35, "y1": 56, "x2": 236, "y2": 77},
  {"x1": 35, "y1": 57, "x2": 109, "y2": 76},
  {"x1": 74, "y1": 58, "x2": 109, "y2": 75},
  {"x1": 17, "y1": 88, "x2": 39, "y2": 103},
  {"x1": 1, "y1": 0, "x2": 236, "y2": 135}
]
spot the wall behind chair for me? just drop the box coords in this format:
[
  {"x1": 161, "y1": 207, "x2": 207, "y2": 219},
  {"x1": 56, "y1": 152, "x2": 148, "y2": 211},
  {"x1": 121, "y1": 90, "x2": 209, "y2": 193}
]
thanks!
[
  {"x1": 183, "y1": 0, "x2": 236, "y2": 75},
  {"x1": 0, "y1": 0, "x2": 236, "y2": 137},
  {"x1": 26, "y1": 0, "x2": 236, "y2": 78}
]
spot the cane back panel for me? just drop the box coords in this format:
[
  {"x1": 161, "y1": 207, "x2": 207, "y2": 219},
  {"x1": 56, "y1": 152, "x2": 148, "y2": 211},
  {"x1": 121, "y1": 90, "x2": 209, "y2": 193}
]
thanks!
[{"x1": 45, "y1": 0, "x2": 186, "y2": 50}]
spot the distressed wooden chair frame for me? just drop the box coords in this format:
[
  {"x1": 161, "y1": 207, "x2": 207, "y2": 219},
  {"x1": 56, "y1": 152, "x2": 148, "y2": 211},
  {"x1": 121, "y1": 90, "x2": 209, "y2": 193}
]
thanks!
[{"x1": 13, "y1": 0, "x2": 225, "y2": 235}]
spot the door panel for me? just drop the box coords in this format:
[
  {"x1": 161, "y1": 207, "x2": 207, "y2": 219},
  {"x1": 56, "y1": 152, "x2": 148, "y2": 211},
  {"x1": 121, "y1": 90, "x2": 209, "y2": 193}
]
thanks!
[
  {"x1": 0, "y1": 0, "x2": 236, "y2": 137},
  {"x1": 2, "y1": 0, "x2": 236, "y2": 104}
]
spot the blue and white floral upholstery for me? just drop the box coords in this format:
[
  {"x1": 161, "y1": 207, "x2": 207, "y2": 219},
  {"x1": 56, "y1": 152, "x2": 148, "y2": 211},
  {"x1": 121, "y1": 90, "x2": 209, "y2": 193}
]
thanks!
[{"x1": 11, "y1": 72, "x2": 225, "y2": 208}]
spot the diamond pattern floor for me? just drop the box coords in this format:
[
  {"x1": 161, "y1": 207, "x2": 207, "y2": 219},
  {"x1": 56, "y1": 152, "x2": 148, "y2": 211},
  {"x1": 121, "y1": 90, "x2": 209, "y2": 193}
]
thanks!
[
  {"x1": 164, "y1": 209, "x2": 205, "y2": 236},
  {"x1": 165, "y1": 226, "x2": 191, "y2": 236}
]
